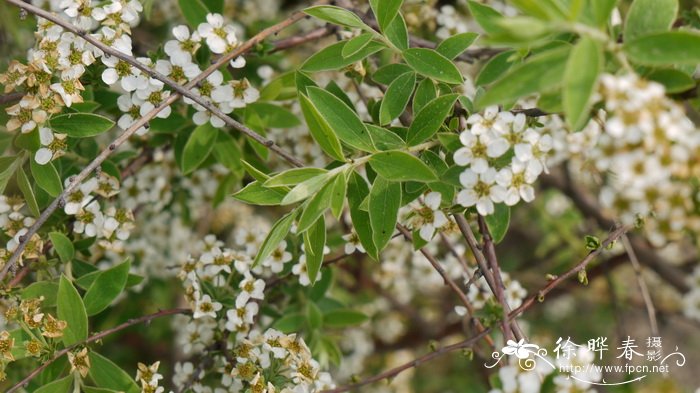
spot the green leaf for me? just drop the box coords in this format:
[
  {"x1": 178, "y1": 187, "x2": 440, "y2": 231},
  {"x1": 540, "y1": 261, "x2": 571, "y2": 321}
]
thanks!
[
  {"x1": 413, "y1": 78, "x2": 437, "y2": 113},
  {"x1": 181, "y1": 123, "x2": 218, "y2": 174},
  {"x1": 16, "y1": 166, "x2": 39, "y2": 217},
  {"x1": 369, "y1": 151, "x2": 438, "y2": 182},
  {"x1": 624, "y1": 0, "x2": 678, "y2": 41},
  {"x1": 646, "y1": 69, "x2": 696, "y2": 93},
  {"x1": 83, "y1": 387, "x2": 122, "y2": 393},
  {"x1": 48, "y1": 113, "x2": 114, "y2": 138},
  {"x1": 590, "y1": 0, "x2": 618, "y2": 27},
  {"x1": 253, "y1": 211, "x2": 296, "y2": 267},
  {"x1": 436, "y1": 32, "x2": 479, "y2": 59},
  {"x1": 366, "y1": 125, "x2": 406, "y2": 151},
  {"x1": 178, "y1": 0, "x2": 208, "y2": 27},
  {"x1": 297, "y1": 177, "x2": 337, "y2": 233},
  {"x1": 347, "y1": 173, "x2": 378, "y2": 259},
  {"x1": 34, "y1": 374, "x2": 73, "y2": 393},
  {"x1": 330, "y1": 173, "x2": 347, "y2": 218},
  {"x1": 342, "y1": 33, "x2": 374, "y2": 58},
  {"x1": 478, "y1": 45, "x2": 571, "y2": 107},
  {"x1": 624, "y1": 31, "x2": 700, "y2": 66},
  {"x1": 476, "y1": 50, "x2": 516, "y2": 86},
  {"x1": 265, "y1": 168, "x2": 328, "y2": 187},
  {"x1": 21, "y1": 281, "x2": 59, "y2": 308},
  {"x1": 274, "y1": 313, "x2": 304, "y2": 333},
  {"x1": 484, "y1": 204, "x2": 510, "y2": 244},
  {"x1": 563, "y1": 37, "x2": 601, "y2": 131},
  {"x1": 57, "y1": 275, "x2": 88, "y2": 346},
  {"x1": 82, "y1": 260, "x2": 130, "y2": 316},
  {"x1": 304, "y1": 6, "x2": 369, "y2": 29},
  {"x1": 212, "y1": 131, "x2": 243, "y2": 174},
  {"x1": 307, "y1": 87, "x2": 374, "y2": 152},
  {"x1": 370, "y1": 0, "x2": 403, "y2": 31},
  {"x1": 245, "y1": 103, "x2": 301, "y2": 128},
  {"x1": 373, "y1": 64, "x2": 413, "y2": 85},
  {"x1": 49, "y1": 232, "x2": 74, "y2": 263},
  {"x1": 369, "y1": 176, "x2": 401, "y2": 251},
  {"x1": 323, "y1": 309, "x2": 369, "y2": 328},
  {"x1": 407, "y1": 93, "x2": 459, "y2": 145},
  {"x1": 281, "y1": 172, "x2": 332, "y2": 205},
  {"x1": 30, "y1": 160, "x2": 62, "y2": 197},
  {"x1": 507, "y1": 0, "x2": 568, "y2": 20},
  {"x1": 467, "y1": 1, "x2": 506, "y2": 35},
  {"x1": 232, "y1": 181, "x2": 287, "y2": 205},
  {"x1": 379, "y1": 72, "x2": 416, "y2": 125},
  {"x1": 0, "y1": 156, "x2": 21, "y2": 194},
  {"x1": 303, "y1": 216, "x2": 326, "y2": 284},
  {"x1": 299, "y1": 94, "x2": 345, "y2": 161},
  {"x1": 384, "y1": 13, "x2": 409, "y2": 50},
  {"x1": 306, "y1": 301, "x2": 323, "y2": 329},
  {"x1": 88, "y1": 352, "x2": 140, "y2": 393},
  {"x1": 302, "y1": 40, "x2": 385, "y2": 72},
  {"x1": 403, "y1": 48, "x2": 463, "y2": 84}
]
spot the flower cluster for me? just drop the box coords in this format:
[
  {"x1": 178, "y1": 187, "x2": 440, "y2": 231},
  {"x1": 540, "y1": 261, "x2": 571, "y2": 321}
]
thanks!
[
  {"x1": 454, "y1": 106, "x2": 552, "y2": 215},
  {"x1": 62, "y1": 171, "x2": 135, "y2": 251},
  {"x1": 0, "y1": 196, "x2": 42, "y2": 266},
  {"x1": 0, "y1": 296, "x2": 68, "y2": 378},
  {"x1": 135, "y1": 361, "x2": 165, "y2": 393},
  {"x1": 171, "y1": 233, "x2": 334, "y2": 391},
  {"x1": 547, "y1": 73, "x2": 700, "y2": 246}
]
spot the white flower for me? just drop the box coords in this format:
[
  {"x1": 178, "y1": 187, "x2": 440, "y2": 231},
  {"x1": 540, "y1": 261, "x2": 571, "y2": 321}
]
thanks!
[
  {"x1": 74, "y1": 202, "x2": 104, "y2": 237},
  {"x1": 155, "y1": 59, "x2": 200, "y2": 84},
  {"x1": 236, "y1": 274, "x2": 266, "y2": 308},
  {"x1": 292, "y1": 257, "x2": 313, "y2": 286},
  {"x1": 116, "y1": 93, "x2": 148, "y2": 135},
  {"x1": 457, "y1": 168, "x2": 505, "y2": 215},
  {"x1": 193, "y1": 294, "x2": 222, "y2": 319},
  {"x1": 101, "y1": 55, "x2": 146, "y2": 91},
  {"x1": 408, "y1": 192, "x2": 449, "y2": 241},
  {"x1": 225, "y1": 302, "x2": 259, "y2": 330},
  {"x1": 197, "y1": 13, "x2": 239, "y2": 54},
  {"x1": 35, "y1": 127, "x2": 67, "y2": 165},
  {"x1": 454, "y1": 130, "x2": 509, "y2": 174},
  {"x1": 495, "y1": 161, "x2": 537, "y2": 206},
  {"x1": 64, "y1": 177, "x2": 99, "y2": 215},
  {"x1": 164, "y1": 25, "x2": 201, "y2": 64},
  {"x1": 342, "y1": 232, "x2": 365, "y2": 255},
  {"x1": 262, "y1": 241, "x2": 292, "y2": 273},
  {"x1": 467, "y1": 106, "x2": 512, "y2": 135},
  {"x1": 134, "y1": 84, "x2": 172, "y2": 119}
]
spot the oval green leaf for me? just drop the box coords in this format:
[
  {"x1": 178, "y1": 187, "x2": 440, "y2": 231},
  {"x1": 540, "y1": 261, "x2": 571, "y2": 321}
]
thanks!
[
  {"x1": 403, "y1": 48, "x2": 463, "y2": 84},
  {"x1": 48, "y1": 113, "x2": 115, "y2": 138}
]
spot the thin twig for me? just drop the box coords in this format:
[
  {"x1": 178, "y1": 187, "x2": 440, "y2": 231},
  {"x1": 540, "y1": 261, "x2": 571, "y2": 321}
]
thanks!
[
  {"x1": 326, "y1": 225, "x2": 632, "y2": 393},
  {"x1": 7, "y1": 308, "x2": 190, "y2": 393},
  {"x1": 396, "y1": 224, "x2": 494, "y2": 348},
  {"x1": 621, "y1": 234, "x2": 659, "y2": 336},
  {"x1": 507, "y1": 225, "x2": 631, "y2": 325},
  {"x1": 477, "y1": 215, "x2": 525, "y2": 341}
]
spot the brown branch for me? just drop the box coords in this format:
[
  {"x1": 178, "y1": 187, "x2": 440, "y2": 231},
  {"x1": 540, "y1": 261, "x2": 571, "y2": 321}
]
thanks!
[
  {"x1": 7, "y1": 308, "x2": 190, "y2": 393},
  {"x1": 395, "y1": 224, "x2": 494, "y2": 348},
  {"x1": 270, "y1": 25, "x2": 337, "y2": 53},
  {"x1": 540, "y1": 169, "x2": 690, "y2": 293},
  {"x1": 0, "y1": 0, "x2": 318, "y2": 281},
  {"x1": 322, "y1": 328, "x2": 493, "y2": 393},
  {"x1": 0, "y1": 92, "x2": 23, "y2": 105},
  {"x1": 507, "y1": 225, "x2": 631, "y2": 324},
  {"x1": 326, "y1": 225, "x2": 631, "y2": 393},
  {"x1": 477, "y1": 215, "x2": 525, "y2": 342},
  {"x1": 621, "y1": 234, "x2": 659, "y2": 336}
]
